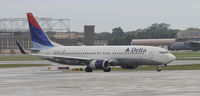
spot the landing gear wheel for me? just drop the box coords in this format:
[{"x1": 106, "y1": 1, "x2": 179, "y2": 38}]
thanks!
[
  {"x1": 103, "y1": 67, "x2": 111, "y2": 72},
  {"x1": 85, "y1": 67, "x2": 93, "y2": 72},
  {"x1": 156, "y1": 67, "x2": 161, "y2": 72}
]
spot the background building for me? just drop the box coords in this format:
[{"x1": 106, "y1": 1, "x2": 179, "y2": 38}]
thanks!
[
  {"x1": 0, "y1": 17, "x2": 85, "y2": 54},
  {"x1": 84, "y1": 25, "x2": 95, "y2": 45},
  {"x1": 131, "y1": 39, "x2": 175, "y2": 49},
  {"x1": 0, "y1": 17, "x2": 107, "y2": 54},
  {"x1": 94, "y1": 40, "x2": 108, "y2": 45},
  {"x1": 176, "y1": 28, "x2": 200, "y2": 42},
  {"x1": 0, "y1": 31, "x2": 85, "y2": 54}
]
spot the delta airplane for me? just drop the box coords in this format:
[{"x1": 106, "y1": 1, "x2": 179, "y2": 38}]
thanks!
[{"x1": 17, "y1": 13, "x2": 176, "y2": 72}]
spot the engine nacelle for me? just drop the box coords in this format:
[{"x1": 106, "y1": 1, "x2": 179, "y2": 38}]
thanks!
[{"x1": 89, "y1": 60, "x2": 110, "y2": 69}]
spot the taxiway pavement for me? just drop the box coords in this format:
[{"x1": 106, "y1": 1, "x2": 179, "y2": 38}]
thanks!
[{"x1": 0, "y1": 66, "x2": 200, "y2": 96}]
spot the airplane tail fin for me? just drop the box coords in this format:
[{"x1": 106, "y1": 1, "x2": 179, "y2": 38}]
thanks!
[
  {"x1": 16, "y1": 41, "x2": 27, "y2": 54},
  {"x1": 27, "y1": 13, "x2": 61, "y2": 50}
]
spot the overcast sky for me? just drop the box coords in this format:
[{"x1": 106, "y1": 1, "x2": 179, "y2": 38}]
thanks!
[{"x1": 1, "y1": 0, "x2": 200, "y2": 32}]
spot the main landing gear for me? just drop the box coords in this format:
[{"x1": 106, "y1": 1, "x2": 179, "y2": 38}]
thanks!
[
  {"x1": 85, "y1": 67, "x2": 111, "y2": 72},
  {"x1": 85, "y1": 67, "x2": 93, "y2": 72},
  {"x1": 103, "y1": 67, "x2": 111, "y2": 72}
]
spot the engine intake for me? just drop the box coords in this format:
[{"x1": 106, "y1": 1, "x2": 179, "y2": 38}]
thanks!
[{"x1": 89, "y1": 60, "x2": 110, "y2": 69}]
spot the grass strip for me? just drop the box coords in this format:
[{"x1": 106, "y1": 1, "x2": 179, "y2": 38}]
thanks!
[
  {"x1": 0, "y1": 64, "x2": 51, "y2": 68},
  {"x1": 110, "y1": 64, "x2": 200, "y2": 71},
  {"x1": 0, "y1": 55, "x2": 41, "y2": 61},
  {"x1": 171, "y1": 51, "x2": 200, "y2": 60}
]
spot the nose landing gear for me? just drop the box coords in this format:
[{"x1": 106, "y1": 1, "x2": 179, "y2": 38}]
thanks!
[
  {"x1": 156, "y1": 64, "x2": 167, "y2": 72},
  {"x1": 156, "y1": 67, "x2": 162, "y2": 72}
]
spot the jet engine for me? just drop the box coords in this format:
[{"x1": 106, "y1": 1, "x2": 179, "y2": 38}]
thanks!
[{"x1": 85, "y1": 60, "x2": 111, "y2": 72}]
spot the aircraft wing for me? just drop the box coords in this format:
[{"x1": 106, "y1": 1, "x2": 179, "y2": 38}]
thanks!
[
  {"x1": 32, "y1": 54, "x2": 118, "y2": 66},
  {"x1": 32, "y1": 54, "x2": 91, "y2": 61},
  {"x1": 188, "y1": 41, "x2": 200, "y2": 46},
  {"x1": 189, "y1": 41, "x2": 200, "y2": 44},
  {"x1": 32, "y1": 54, "x2": 91, "y2": 65}
]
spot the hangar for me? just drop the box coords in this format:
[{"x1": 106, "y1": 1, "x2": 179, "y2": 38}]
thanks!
[
  {"x1": 0, "y1": 17, "x2": 107, "y2": 54},
  {"x1": 131, "y1": 39, "x2": 175, "y2": 49}
]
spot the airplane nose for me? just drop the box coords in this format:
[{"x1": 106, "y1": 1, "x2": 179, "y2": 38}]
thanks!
[{"x1": 169, "y1": 53, "x2": 176, "y2": 62}]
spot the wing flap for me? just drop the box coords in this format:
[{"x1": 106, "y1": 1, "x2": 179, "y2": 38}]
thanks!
[{"x1": 32, "y1": 54, "x2": 91, "y2": 65}]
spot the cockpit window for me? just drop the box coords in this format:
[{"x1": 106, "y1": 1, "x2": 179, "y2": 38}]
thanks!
[{"x1": 159, "y1": 51, "x2": 169, "y2": 54}]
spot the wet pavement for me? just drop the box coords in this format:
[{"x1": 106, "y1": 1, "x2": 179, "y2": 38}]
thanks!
[{"x1": 0, "y1": 66, "x2": 200, "y2": 96}]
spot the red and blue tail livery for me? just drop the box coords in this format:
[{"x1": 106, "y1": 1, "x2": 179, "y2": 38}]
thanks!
[{"x1": 27, "y1": 13, "x2": 54, "y2": 50}]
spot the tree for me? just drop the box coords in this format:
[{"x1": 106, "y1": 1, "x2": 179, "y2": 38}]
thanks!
[
  {"x1": 95, "y1": 32, "x2": 111, "y2": 40},
  {"x1": 95, "y1": 23, "x2": 178, "y2": 45},
  {"x1": 141, "y1": 23, "x2": 177, "y2": 39},
  {"x1": 123, "y1": 31, "x2": 137, "y2": 44},
  {"x1": 112, "y1": 27, "x2": 124, "y2": 36}
]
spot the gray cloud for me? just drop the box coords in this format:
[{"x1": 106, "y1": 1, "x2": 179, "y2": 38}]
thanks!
[{"x1": 0, "y1": 0, "x2": 200, "y2": 32}]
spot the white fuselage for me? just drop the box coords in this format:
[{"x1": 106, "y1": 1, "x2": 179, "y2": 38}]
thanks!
[{"x1": 37, "y1": 45, "x2": 176, "y2": 66}]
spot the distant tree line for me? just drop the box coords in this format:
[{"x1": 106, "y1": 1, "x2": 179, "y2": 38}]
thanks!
[{"x1": 95, "y1": 23, "x2": 179, "y2": 45}]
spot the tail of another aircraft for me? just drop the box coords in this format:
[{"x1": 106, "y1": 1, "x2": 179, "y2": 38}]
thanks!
[{"x1": 27, "y1": 13, "x2": 61, "y2": 50}]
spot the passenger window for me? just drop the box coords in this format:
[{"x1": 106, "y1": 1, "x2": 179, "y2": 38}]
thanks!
[{"x1": 159, "y1": 51, "x2": 169, "y2": 54}]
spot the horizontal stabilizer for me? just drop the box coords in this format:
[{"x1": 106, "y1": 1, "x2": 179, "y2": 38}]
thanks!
[{"x1": 16, "y1": 41, "x2": 27, "y2": 54}]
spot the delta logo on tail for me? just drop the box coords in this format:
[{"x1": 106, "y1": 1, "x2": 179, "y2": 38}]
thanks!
[{"x1": 27, "y1": 13, "x2": 54, "y2": 50}]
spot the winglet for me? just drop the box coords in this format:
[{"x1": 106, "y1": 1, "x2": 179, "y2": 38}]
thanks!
[{"x1": 16, "y1": 41, "x2": 27, "y2": 54}]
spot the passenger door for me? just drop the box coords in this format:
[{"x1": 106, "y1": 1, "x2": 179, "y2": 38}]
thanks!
[{"x1": 149, "y1": 51, "x2": 154, "y2": 59}]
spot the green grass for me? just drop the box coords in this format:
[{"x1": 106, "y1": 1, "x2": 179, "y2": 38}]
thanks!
[
  {"x1": 171, "y1": 51, "x2": 200, "y2": 60},
  {"x1": 80, "y1": 64, "x2": 200, "y2": 72},
  {"x1": 110, "y1": 64, "x2": 200, "y2": 71},
  {"x1": 142, "y1": 64, "x2": 200, "y2": 70},
  {"x1": 0, "y1": 54, "x2": 41, "y2": 61},
  {"x1": 171, "y1": 51, "x2": 200, "y2": 57},
  {"x1": 0, "y1": 64, "x2": 51, "y2": 68}
]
